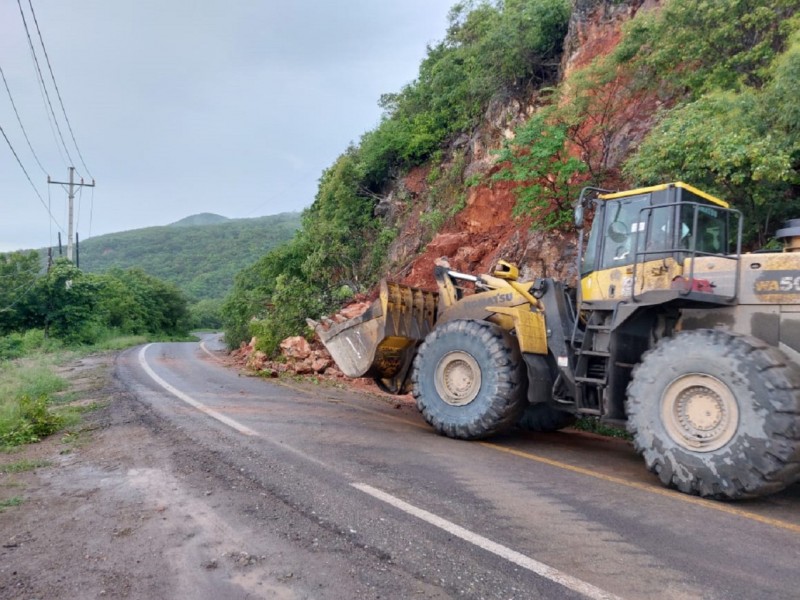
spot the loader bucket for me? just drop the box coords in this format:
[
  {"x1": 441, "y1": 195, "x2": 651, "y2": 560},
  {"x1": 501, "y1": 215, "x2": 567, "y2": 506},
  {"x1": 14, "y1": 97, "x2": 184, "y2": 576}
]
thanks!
[{"x1": 312, "y1": 281, "x2": 438, "y2": 385}]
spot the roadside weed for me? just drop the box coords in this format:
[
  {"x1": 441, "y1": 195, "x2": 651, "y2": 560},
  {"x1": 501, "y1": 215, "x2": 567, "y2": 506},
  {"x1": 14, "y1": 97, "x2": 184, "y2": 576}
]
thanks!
[
  {"x1": 0, "y1": 459, "x2": 51, "y2": 474},
  {"x1": 0, "y1": 496, "x2": 24, "y2": 512}
]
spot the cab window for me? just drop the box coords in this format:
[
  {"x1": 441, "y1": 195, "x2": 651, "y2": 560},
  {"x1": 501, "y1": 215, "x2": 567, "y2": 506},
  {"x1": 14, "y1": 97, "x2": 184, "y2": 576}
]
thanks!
[{"x1": 599, "y1": 194, "x2": 651, "y2": 270}]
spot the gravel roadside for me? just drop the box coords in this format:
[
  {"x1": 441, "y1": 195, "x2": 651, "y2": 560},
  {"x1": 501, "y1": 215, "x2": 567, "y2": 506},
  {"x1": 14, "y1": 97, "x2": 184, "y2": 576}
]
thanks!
[{"x1": 0, "y1": 351, "x2": 435, "y2": 600}]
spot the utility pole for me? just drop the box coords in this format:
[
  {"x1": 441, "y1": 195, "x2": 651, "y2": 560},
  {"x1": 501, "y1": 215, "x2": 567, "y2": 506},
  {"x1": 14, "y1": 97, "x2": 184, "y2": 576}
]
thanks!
[{"x1": 48, "y1": 167, "x2": 95, "y2": 262}]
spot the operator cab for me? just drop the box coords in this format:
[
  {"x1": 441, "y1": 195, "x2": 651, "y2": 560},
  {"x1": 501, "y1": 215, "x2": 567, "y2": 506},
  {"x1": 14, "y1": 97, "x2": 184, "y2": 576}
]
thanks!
[{"x1": 579, "y1": 182, "x2": 742, "y2": 302}]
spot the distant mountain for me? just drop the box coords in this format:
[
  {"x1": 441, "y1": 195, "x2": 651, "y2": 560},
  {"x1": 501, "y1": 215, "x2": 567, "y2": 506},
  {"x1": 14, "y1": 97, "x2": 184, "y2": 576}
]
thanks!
[
  {"x1": 169, "y1": 213, "x2": 230, "y2": 227},
  {"x1": 77, "y1": 212, "x2": 301, "y2": 301}
]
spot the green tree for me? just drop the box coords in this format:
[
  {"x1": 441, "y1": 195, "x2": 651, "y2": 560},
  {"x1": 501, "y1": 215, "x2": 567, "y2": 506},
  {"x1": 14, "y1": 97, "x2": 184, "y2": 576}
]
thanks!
[
  {"x1": 614, "y1": 0, "x2": 799, "y2": 94},
  {"x1": 98, "y1": 268, "x2": 189, "y2": 336},
  {"x1": 359, "y1": 0, "x2": 570, "y2": 186},
  {"x1": 27, "y1": 260, "x2": 102, "y2": 343},
  {"x1": 189, "y1": 298, "x2": 224, "y2": 330},
  {"x1": 624, "y1": 57, "x2": 799, "y2": 245},
  {"x1": 494, "y1": 111, "x2": 588, "y2": 230},
  {"x1": 0, "y1": 251, "x2": 40, "y2": 334}
]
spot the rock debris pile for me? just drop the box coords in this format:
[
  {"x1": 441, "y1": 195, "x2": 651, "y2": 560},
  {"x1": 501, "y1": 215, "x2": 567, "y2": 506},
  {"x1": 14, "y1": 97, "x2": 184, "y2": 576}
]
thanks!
[{"x1": 230, "y1": 300, "x2": 372, "y2": 379}]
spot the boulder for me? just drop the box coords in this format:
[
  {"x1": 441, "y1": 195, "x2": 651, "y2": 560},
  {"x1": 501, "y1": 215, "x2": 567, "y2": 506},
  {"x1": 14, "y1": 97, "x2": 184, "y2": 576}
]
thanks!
[
  {"x1": 311, "y1": 357, "x2": 333, "y2": 373},
  {"x1": 280, "y1": 336, "x2": 311, "y2": 360},
  {"x1": 339, "y1": 302, "x2": 370, "y2": 320}
]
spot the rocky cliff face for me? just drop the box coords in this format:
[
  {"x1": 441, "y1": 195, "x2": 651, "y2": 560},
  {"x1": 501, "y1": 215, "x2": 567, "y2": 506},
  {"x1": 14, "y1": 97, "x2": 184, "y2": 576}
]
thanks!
[
  {"x1": 379, "y1": 0, "x2": 662, "y2": 291},
  {"x1": 241, "y1": 0, "x2": 667, "y2": 377},
  {"x1": 561, "y1": 0, "x2": 659, "y2": 78}
]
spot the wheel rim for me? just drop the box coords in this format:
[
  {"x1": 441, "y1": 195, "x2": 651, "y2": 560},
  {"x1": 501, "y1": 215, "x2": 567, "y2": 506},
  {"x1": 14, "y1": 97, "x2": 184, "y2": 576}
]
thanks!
[
  {"x1": 660, "y1": 373, "x2": 739, "y2": 452},
  {"x1": 434, "y1": 350, "x2": 482, "y2": 406}
]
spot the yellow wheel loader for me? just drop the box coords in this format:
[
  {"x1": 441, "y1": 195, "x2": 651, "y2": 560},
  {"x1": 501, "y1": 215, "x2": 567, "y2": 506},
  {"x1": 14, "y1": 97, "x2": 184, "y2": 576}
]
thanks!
[{"x1": 312, "y1": 182, "x2": 800, "y2": 499}]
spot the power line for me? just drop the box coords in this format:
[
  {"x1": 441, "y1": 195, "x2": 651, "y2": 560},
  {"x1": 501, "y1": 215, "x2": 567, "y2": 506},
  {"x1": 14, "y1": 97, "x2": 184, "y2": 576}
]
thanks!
[
  {"x1": 0, "y1": 122, "x2": 65, "y2": 233},
  {"x1": 0, "y1": 279, "x2": 38, "y2": 313},
  {"x1": 15, "y1": 0, "x2": 76, "y2": 171},
  {"x1": 0, "y1": 63, "x2": 48, "y2": 175},
  {"x1": 27, "y1": 0, "x2": 93, "y2": 179}
]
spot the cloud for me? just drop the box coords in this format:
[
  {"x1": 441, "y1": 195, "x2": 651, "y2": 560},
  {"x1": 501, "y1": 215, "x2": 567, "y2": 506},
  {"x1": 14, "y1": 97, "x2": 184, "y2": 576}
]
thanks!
[{"x1": 0, "y1": 0, "x2": 454, "y2": 251}]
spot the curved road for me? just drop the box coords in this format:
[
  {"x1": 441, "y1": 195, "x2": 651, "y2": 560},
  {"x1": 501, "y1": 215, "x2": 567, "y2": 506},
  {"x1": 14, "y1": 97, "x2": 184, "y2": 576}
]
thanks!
[{"x1": 115, "y1": 335, "x2": 800, "y2": 599}]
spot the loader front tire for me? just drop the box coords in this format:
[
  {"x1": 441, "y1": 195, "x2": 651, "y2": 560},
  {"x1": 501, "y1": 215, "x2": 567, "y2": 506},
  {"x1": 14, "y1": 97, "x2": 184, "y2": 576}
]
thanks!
[
  {"x1": 412, "y1": 320, "x2": 525, "y2": 440},
  {"x1": 627, "y1": 329, "x2": 800, "y2": 499}
]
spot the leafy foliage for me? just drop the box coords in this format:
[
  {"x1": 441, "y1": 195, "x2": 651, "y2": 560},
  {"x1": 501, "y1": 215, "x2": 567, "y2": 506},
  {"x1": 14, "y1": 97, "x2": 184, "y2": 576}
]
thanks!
[
  {"x1": 26, "y1": 260, "x2": 103, "y2": 343},
  {"x1": 189, "y1": 298, "x2": 224, "y2": 330},
  {"x1": 0, "y1": 395, "x2": 64, "y2": 446},
  {"x1": 0, "y1": 251, "x2": 39, "y2": 335},
  {"x1": 493, "y1": 111, "x2": 588, "y2": 230},
  {"x1": 0, "y1": 356, "x2": 67, "y2": 447},
  {"x1": 0, "y1": 255, "x2": 191, "y2": 346},
  {"x1": 96, "y1": 268, "x2": 190, "y2": 337},
  {"x1": 222, "y1": 1, "x2": 572, "y2": 354},
  {"x1": 620, "y1": 4, "x2": 800, "y2": 244},
  {"x1": 359, "y1": 0, "x2": 570, "y2": 186},
  {"x1": 614, "y1": 0, "x2": 799, "y2": 93}
]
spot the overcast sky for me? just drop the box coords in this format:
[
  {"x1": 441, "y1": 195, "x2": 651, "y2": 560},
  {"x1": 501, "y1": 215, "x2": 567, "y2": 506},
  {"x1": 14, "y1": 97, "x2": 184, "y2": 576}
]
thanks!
[{"x1": 0, "y1": 0, "x2": 456, "y2": 252}]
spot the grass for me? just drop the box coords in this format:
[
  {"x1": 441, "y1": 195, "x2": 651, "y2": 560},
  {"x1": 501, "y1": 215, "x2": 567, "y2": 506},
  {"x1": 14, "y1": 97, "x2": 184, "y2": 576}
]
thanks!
[
  {"x1": 1, "y1": 458, "x2": 51, "y2": 474},
  {"x1": 90, "y1": 335, "x2": 149, "y2": 351},
  {"x1": 0, "y1": 355, "x2": 70, "y2": 447},
  {"x1": 0, "y1": 496, "x2": 23, "y2": 512},
  {"x1": 0, "y1": 331, "x2": 170, "y2": 450},
  {"x1": 573, "y1": 417, "x2": 633, "y2": 440},
  {"x1": 0, "y1": 332, "x2": 131, "y2": 449}
]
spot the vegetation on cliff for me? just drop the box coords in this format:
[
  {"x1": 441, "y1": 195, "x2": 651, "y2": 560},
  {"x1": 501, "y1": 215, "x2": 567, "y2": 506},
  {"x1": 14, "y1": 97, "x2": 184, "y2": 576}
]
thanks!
[
  {"x1": 224, "y1": 0, "x2": 800, "y2": 356},
  {"x1": 619, "y1": 0, "x2": 799, "y2": 245},
  {"x1": 223, "y1": 0, "x2": 572, "y2": 353},
  {"x1": 497, "y1": 0, "x2": 799, "y2": 239}
]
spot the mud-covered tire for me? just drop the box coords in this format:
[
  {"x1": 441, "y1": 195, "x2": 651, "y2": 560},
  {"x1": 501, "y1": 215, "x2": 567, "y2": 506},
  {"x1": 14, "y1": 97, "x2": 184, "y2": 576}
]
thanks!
[
  {"x1": 627, "y1": 329, "x2": 800, "y2": 499},
  {"x1": 517, "y1": 404, "x2": 576, "y2": 432},
  {"x1": 411, "y1": 320, "x2": 526, "y2": 440}
]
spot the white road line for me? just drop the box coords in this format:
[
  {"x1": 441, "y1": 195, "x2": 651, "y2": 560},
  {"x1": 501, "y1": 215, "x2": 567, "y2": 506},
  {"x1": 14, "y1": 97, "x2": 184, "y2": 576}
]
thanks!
[
  {"x1": 352, "y1": 483, "x2": 623, "y2": 600},
  {"x1": 199, "y1": 339, "x2": 222, "y2": 361},
  {"x1": 139, "y1": 343, "x2": 621, "y2": 597},
  {"x1": 138, "y1": 344, "x2": 260, "y2": 437}
]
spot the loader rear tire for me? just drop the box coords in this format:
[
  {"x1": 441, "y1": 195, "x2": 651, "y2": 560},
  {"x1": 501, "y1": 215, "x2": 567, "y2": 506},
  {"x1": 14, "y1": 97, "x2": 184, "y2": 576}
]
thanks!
[
  {"x1": 412, "y1": 319, "x2": 525, "y2": 440},
  {"x1": 517, "y1": 404, "x2": 576, "y2": 432},
  {"x1": 627, "y1": 329, "x2": 800, "y2": 499}
]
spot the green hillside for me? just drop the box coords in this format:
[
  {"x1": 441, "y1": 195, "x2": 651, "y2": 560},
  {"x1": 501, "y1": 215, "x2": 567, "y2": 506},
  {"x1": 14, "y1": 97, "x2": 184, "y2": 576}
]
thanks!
[
  {"x1": 79, "y1": 212, "x2": 301, "y2": 301},
  {"x1": 169, "y1": 213, "x2": 230, "y2": 227}
]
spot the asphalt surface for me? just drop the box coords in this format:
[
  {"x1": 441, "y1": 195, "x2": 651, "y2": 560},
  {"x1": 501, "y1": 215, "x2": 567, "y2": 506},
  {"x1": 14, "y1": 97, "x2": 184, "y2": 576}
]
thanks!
[{"x1": 114, "y1": 334, "x2": 800, "y2": 599}]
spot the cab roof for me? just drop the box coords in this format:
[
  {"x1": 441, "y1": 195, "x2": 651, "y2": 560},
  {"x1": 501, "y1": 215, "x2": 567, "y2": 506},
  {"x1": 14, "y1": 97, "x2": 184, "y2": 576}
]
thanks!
[{"x1": 598, "y1": 182, "x2": 729, "y2": 208}]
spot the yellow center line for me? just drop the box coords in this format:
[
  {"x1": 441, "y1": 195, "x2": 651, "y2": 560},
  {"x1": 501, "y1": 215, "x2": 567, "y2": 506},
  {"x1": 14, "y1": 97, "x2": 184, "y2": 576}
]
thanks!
[{"x1": 479, "y1": 442, "x2": 800, "y2": 534}]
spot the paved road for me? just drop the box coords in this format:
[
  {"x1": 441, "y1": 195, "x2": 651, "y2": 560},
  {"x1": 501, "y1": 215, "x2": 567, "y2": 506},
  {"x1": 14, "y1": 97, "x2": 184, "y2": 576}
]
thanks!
[{"x1": 116, "y1": 334, "x2": 800, "y2": 599}]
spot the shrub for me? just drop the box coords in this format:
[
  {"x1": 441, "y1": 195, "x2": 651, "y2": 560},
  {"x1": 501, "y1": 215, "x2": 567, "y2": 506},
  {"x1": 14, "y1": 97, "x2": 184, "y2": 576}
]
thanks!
[
  {"x1": 493, "y1": 112, "x2": 588, "y2": 230},
  {"x1": 0, "y1": 395, "x2": 64, "y2": 446}
]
